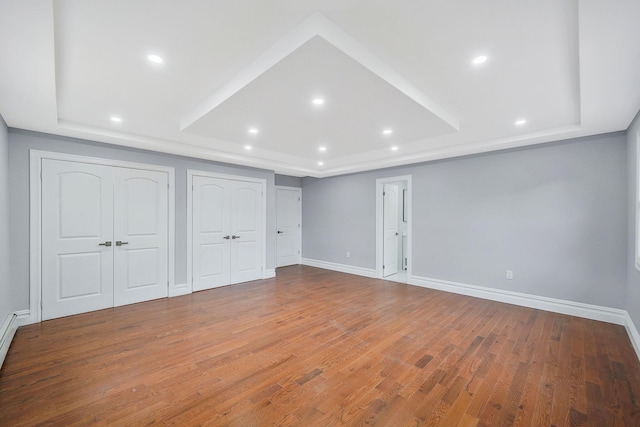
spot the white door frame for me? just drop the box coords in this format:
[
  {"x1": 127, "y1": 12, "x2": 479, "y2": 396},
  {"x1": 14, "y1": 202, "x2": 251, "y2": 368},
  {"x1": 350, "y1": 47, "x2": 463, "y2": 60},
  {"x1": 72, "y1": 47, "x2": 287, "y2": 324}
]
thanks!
[
  {"x1": 275, "y1": 185, "x2": 302, "y2": 267},
  {"x1": 29, "y1": 150, "x2": 176, "y2": 324},
  {"x1": 376, "y1": 175, "x2": 412, "y2": 281},
  {"x1": 186, "y1": 170, "x2": 268, "y2": 293}
]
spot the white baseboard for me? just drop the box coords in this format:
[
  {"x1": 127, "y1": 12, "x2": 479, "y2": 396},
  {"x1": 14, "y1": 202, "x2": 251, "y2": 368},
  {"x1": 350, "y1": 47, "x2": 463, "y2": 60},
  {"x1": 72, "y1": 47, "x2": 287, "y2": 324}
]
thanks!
[
  {"x1": 625, "y1": 312, "x2": 640, "y2": 362},
  {"x1": 15, "y1": 310, "x2": 31, "y2": 326},
  {"x1": 170, "y1": 283, "x2": 190, "y2": 297},
  {"x1": 1, "y1": 313, "x2": 18, "y2": 370},
  {"x1": 409, "y1": 275, "x2": 627, "y2": 326},
  {"x1": 263, "y1": 269, "x2": 276, "y2": 279},
  {"x1": 301, "y1": 258, "x2": 378, "y2": 279}
]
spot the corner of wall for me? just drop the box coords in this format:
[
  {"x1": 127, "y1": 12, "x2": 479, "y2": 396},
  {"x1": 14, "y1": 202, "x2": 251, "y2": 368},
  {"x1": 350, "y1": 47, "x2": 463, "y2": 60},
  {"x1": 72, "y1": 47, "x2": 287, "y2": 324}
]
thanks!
[{"x1": 624, "y1": 311, "x2": 640, "y2": 362}]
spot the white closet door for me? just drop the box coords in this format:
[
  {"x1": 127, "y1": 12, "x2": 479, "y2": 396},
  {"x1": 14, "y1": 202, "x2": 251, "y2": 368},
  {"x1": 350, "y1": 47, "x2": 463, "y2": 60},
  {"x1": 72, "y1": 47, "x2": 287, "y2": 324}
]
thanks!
[
  {"x1": 276, "y1": 187, "x2": 301, "y2": 267},
  {"x1": 41, "y1": 159, "x2": 114, "y2": 320},
  {"x1": 230, "y1": 180, "x2": 263, "y2": 284},
  {"x1": 192, "y1": 176, "x2": 230, "y2": 291},
  {"x1": 383, "y1": 184, "x2": 399, "y2": 277},
  {"x1": 113, "y1": 168, "x2": 169, "y2": 306}
]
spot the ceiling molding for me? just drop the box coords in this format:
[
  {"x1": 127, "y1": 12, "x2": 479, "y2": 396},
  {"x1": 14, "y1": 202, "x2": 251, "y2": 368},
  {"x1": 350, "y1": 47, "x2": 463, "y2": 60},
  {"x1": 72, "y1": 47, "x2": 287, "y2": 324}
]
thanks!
[{"x1": 2, "y1": 2, "x2": 638, "y2": 178}]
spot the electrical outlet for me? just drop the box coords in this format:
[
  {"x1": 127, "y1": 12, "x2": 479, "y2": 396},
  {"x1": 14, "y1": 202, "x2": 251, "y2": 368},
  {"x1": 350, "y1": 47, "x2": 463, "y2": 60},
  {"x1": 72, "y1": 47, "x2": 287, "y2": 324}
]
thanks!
[
  {"x1": 506, "y1": 270, "x2": 513, "y2": 280},
  {"x1": 346, "y1": 251, "x2": 351, "y2": 258}
]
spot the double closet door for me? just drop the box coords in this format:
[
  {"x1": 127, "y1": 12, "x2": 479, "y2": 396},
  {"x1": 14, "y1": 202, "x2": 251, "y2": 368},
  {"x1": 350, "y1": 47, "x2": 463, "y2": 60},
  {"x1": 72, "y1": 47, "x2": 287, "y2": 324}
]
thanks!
[
  {"x1": 192, "y1": 176, "x2": 263, "y2": 291},
  {"x1": 41, "y1": 159, "x2": 169, "y2": 320}
]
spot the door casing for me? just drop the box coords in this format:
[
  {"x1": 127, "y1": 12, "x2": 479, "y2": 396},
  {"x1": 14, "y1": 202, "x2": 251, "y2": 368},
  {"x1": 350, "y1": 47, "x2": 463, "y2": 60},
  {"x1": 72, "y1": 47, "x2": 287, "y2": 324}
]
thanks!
[
  {"x1": 376, "y1": 175, "x2": 412, "y2": 281},
  {"x1": 29, "y1": 150, "x2": 176, "y2": 324},
  {"x1": 186, "y1": 170, "x2": 268, "y2": 294}
]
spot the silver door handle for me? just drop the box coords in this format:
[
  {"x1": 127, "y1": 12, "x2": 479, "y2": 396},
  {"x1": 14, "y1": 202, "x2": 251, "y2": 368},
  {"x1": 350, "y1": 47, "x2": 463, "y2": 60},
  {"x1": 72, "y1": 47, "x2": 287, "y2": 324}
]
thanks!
[
  {"x1": 98, "y1": 241, "x2": 112, "y2": 247},
  {"x1": 231, "y1": 235, "x2": 240, "y2": 239},
  {"x1": 116, "y1": 241, "x2": 129, "y2": 246},
  {"x1": 223, "y1": 235, "x2": 231, "y2": 240}
]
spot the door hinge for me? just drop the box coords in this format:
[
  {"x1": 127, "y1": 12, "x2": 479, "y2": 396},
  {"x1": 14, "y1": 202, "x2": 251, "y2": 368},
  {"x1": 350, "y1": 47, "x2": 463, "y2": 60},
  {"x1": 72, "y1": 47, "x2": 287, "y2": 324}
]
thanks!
[
  {"x1": 167, "y1": 183, "x2": 169, "y2": 189},
  {"x1": 298, "y1": 224, "x2": 300, "y2": 228},
  {"x1": 383, "y1": 191, "x2": 386, "y2": 196},
  {"x1": 298, "y1": 250, "x2": 300, "y2": 254},
  {"x1": 40, "y1": 171, "x2": 43, "y2": 180},
  {"x1": 298, "y1": 197, "x2": 300, "y2": 201},
  {"x1": 383, "y1": 264, "x2": 385, "y2": 269}
]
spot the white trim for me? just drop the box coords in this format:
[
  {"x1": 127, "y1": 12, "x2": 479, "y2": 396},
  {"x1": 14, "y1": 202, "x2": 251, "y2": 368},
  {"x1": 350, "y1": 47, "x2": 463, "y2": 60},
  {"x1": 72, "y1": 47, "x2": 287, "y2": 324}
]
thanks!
[
  {"x1": 409, "y1": 275, "x2": 627, "y2": 326},
  {"x1": 301, "y1": 258, "x2": 378, "y2": 278},
  {"x1": 275, "y1": 185, "x2": 302, "y2": 267},
  {"x1": 15, "y1": 310, "x2": 31, "y2": 326},
  {"x1": 186, "y1": 169, "x2": 268, "y2": 292},
  {"x1": 263, "y1": 269, "x2": 276, "y2": 279},
  {"x1": 625, "y1": 312, "x2": 640, "y2": 362},
  {"x1": 54, "y1": 117, "x2": 585, "y2": 179},
  {"x1": 376, "y1": 175, "x2": 412, "y2": 282},
  {"x1": 169, "y1": 283, "x2": 190, "y2": 297},
  {"x1": 29, "y1": 150, "x2": 176, "y2": 323},
  {"x1": 0, "y1": 313, "x2": 18, "y2": 370}
]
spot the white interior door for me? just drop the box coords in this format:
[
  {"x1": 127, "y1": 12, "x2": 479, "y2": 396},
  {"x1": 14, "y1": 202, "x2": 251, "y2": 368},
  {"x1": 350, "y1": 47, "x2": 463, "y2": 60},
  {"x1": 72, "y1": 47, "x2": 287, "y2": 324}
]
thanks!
[
  {"x1": 276, "y1": 187, "x2": 301, "y2": 267},
  {"x1": 192, "y1": 176, "x2": 230, "y2": 291},
  {"x1": 230, "y1": 180, "x2": 263, "y2": 284},
  {"x1": 41, "y1": 159, "x2": 115, "y2": 320},
  {"x1": 383, "y1": 184, "x2": 399, "y2": 277},
  {"x1": 113, "y1": 168, "x2": 168, "y2": 306}
]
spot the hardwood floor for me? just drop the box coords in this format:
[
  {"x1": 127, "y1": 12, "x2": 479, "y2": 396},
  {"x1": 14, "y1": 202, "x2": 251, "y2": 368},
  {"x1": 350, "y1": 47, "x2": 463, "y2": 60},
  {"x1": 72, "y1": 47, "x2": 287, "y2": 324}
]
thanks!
[{"x1": 1, "y1": 266, "x2": 639, "y2": 426}]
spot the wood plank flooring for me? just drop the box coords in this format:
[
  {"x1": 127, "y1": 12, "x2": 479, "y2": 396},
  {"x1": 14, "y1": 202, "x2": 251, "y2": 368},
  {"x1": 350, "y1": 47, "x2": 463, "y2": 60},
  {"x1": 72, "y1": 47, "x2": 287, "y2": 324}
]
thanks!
[{"x1": 1, "y1": 265, "x2": 639, "y2": 426}]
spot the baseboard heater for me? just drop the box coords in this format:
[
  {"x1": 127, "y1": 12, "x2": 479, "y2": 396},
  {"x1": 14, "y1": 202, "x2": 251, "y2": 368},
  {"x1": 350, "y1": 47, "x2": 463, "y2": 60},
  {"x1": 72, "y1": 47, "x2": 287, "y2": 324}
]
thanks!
[{"x1": 0, "y1": 313, "x2": 18, "y2": 371}]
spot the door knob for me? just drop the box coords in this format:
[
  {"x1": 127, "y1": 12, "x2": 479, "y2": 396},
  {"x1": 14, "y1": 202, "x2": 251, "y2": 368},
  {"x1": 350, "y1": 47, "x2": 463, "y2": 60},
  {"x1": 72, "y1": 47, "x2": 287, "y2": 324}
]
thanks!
[
  {"x1": 98, "y1": 241, "x2": 112, "y2": 247},
  {"x1": 116, "y1": 241, "x2": 129, "y2": 246},
  {"x1": 277, "y1": 230, "x2": 283, "y2": 234},
  {"x1": 223, "y1": 235, "x2": 231, "y2": 240},
  {"x1": 231, "y1": 235, "x2": 240, "y2": 239}
]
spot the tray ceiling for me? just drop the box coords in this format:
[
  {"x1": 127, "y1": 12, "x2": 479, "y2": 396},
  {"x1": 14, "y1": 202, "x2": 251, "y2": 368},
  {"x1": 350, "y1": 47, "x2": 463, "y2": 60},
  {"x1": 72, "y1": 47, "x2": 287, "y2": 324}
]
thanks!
[{"x1": 1, "y1": 1, "x2": 639, "y2": 177}]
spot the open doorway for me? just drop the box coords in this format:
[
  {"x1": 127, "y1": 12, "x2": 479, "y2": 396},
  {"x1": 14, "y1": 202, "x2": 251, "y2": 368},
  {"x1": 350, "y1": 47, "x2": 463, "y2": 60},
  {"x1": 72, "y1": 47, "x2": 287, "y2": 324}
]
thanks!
[{"x1": 376, "y1": 175, "x2": 411, "y2": 283}]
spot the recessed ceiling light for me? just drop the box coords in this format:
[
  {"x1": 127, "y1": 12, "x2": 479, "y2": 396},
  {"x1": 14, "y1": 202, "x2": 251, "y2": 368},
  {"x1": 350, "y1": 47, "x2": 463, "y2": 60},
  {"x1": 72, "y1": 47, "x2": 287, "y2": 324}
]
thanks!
[
  {"x1": 248, "y1": 128, "x2": 259, "y2": 135},
  {"x1": 110, "y1": 116, "x2": 122, "y2": 123},
  {"x1": 472, "y1": 55, "x2": 488, "y2": 65},
  {"x1": 147, "y1": 54, "x2": 164, "y2": 64},
  {"x1": 312, "y1": 98, "x2": 325, "y2": 106},
  {"x1": 244, "y1": 145, "x2": 252, "y2": 150},
  {"x1": 382, "y1": 129, "x2": 393, "y2": 135},
  {"x1": 317, "y1": 161, "x2": 324, "y2": 166},
  {"x1": 318, "y1": 146, "x2": 327, "y2": 152},
  {"x1": 515, "y1": 119, "x2": 527, "y2": 126},
  {"x1": 391, "y1": 146, "x2": 399, "y2": 151}
]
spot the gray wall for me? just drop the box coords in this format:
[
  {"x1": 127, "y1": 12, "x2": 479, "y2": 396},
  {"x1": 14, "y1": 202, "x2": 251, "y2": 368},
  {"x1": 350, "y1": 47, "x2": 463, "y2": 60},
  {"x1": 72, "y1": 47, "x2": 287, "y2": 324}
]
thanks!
[
  {"x1": 9, "y1": 130, "x2": 276, "y2": 311},
  {"x1": 303, "y1": 173, "x2": 377, "y2": 269},
  {"x1": 627, "y1": 109, "x2": 640, "y2": 329},
  {"x1": 0, "y1": 115, "x2": 13, "y2": 321},
  {"x1": 303, "y1": 133, "x2": 628, "y2": 308},
  {"x1": 275, "y1": 174, "x2": 302, "y2": 188},
  {"x1": 6, "y1": 126, "x2": 635, "y2": 317}
]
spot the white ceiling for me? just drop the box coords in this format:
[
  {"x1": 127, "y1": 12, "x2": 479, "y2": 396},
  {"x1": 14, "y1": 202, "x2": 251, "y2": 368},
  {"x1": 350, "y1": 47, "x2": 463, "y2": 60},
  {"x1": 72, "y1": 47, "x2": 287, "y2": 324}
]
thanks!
[{"x1": 1, "y1": 0, "x2": 639, "y2": 177}]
